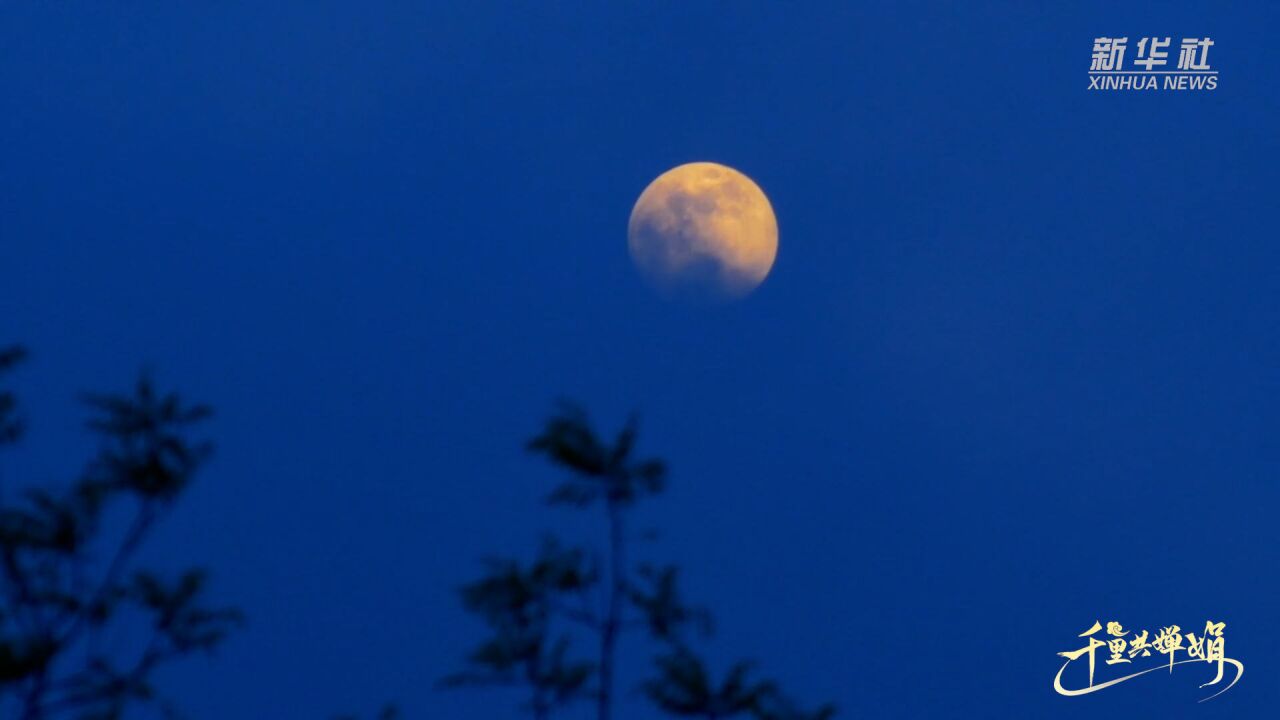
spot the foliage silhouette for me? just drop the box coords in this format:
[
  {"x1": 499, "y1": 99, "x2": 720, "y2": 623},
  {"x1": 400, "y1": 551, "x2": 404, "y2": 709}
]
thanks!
[
  {"x1": 448, "y1": 403, "x2": 836, "y2": 720},
  {"x1": 643, "y1": 648, "x2": 784, "y2": 719},
  {"x1": 441, "y1": 538, "x2": 596, "y2": 719},
  {"x1": 0, "y1": 346, "x2": 242, "y2": 720}
]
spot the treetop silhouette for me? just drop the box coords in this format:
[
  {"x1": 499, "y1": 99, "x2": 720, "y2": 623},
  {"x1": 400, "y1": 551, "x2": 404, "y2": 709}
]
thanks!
[
  {"x1": 448, "y1": 403, "x2": 835, "y2": 720},
  {"x1": 0, "y1": 346, "x2": 242, "y2": 720}
]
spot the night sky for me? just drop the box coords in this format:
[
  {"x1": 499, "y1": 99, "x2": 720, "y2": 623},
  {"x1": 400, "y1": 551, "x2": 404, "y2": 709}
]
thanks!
[{"x1": 3, "y1": 1, "x2": 1279, "y2": 717}]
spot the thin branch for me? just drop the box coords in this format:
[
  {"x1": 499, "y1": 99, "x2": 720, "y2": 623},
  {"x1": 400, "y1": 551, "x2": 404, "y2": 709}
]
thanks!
[{"x1": 53, "y1": 500, "x2": 158, "y2": 645}]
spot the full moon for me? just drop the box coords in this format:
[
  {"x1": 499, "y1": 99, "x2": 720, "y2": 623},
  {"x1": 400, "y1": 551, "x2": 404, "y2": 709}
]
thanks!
[{"x1": 627, "y1": 162, "x2": 778, "y2": 301}]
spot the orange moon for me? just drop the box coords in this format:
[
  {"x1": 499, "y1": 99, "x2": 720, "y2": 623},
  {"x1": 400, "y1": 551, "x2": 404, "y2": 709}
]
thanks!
[{"x1": 627, "y1": 162, "x2": 778, "y2": 301}]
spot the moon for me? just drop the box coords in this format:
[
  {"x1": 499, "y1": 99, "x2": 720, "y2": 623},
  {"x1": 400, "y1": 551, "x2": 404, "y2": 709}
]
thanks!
[{"x1": 628, "y1": 162, "x2": 778, "y2": 301}]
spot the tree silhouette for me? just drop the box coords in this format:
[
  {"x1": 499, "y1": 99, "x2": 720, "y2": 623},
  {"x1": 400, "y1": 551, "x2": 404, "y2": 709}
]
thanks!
[
  {"x1": 447, "y1": 403, "x2": 835, "y2": 720},
  {"x1": 3, "y1": 344, "x2": 832, "y2": 718},
  {"x1": 441, "y1": 538, "x2": 596, "y2": 719},
  {"x1": 0, "y1": 346, "x2": 242, "y2": 719}
]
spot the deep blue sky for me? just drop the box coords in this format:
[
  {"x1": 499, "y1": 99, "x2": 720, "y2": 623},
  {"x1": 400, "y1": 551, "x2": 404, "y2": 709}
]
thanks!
[{"x1": 3, "y1": 1, "x2": 1279, "y2": 717}]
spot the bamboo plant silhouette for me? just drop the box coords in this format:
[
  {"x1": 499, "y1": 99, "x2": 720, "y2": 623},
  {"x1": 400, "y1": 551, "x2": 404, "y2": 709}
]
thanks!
[
  {"x1": 447, "y1": 403, "x2": 835, "y2": 720},
  {"x1": 0, "y1": 346, "x2": 242, "y2": 719}
]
